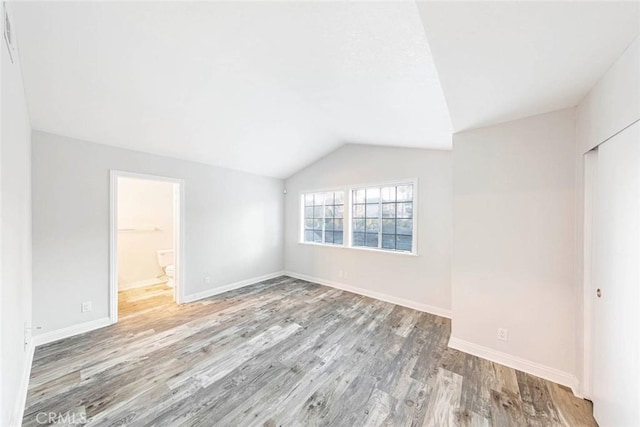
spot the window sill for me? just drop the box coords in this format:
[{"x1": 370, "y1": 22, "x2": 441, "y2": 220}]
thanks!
[{"x1": 297, "y1": 241, "x2": 418, "y2": 257}]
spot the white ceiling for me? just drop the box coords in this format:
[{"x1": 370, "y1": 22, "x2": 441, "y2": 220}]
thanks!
[
  {"x1": 417, "y1": 1, "x2": 640, "y2": 132},
  {"x1": 11, "y1": 1, "x2": 452, "y2": 178}
]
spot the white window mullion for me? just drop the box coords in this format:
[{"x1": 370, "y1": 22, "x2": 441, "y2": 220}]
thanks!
[
  {"x1": 378, "y1": 188, "x2": 382, "y2": 249},
  {"x1": 321, "y1": 197, "x2": 327, "y2": 243}
]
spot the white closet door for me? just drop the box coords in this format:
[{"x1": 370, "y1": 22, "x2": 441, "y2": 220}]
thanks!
[{"x1": 591, "y1": 121, "x2": 639, "y2": 426}]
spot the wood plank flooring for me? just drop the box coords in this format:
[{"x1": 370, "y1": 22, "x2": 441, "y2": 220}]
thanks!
[{"x1": 23, "y1": 276, "x2": 596, "y2": 426}]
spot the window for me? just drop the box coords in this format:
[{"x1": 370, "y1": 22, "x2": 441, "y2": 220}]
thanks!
[
  {"x1": 302, "y1": 191, "x2": 344, "y2": 245},
  {"x1": 352, "y1": 183, "x2": 414, "y2": 252}
]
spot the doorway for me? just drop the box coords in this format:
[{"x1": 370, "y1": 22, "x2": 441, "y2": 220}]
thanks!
[{"x1": 109, "y1": 171, "x2": 185, "y2": 323}]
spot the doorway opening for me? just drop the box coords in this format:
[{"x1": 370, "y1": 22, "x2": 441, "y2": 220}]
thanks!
[{"x1": 109, "y1": 171, "x2": 185, "y2": 323}]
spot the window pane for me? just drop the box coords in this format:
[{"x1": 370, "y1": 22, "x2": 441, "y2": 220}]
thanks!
[
  {"x1": 397, "y1": 185, "x2": 413, "y2": 202},
  {"x1": 365, "y1": 219, "x2": 379, "y2": 233},
  {"x1": 382, "y1": 203, "x2": 396, "y2": 218},
  {"x1": 305, "y1": 206, "x2": 314, "y2": 218},
  {"x1": 304, "y1": 194, "x2": 314, "y2": 206},
  {"x1": 396, "y1": 235, "x2": 412, "y2": 251},
  {"x1": 397, "y1": 219, "x2": 412, "y2": 235},
  {"x1": 354, "y1": 189, "x2": 366, "y2": 204},
  {"x1": 314, "y1": 206, "x2": 323, "y2": 218},
  {"x1": 397, "y1": 202, "x2": 412, "y2": 218},
  {"x1": 365, "y1": 233, "x2": 379, "y2": 247},
  {"x1": 314, "y1": 192, "x2": 325, "y2": 205},
  {"x1": 366, "y1": 187, "x2": 380, "y2": 203},
  {"x1": 313, "y1": 230, "x2": 323, "y2": 242},
  {"x1": 382, "y1": 219, "x2": 395, "y2": 234},
  {"x1": 304, "y1": 219, "x2": 314, "y2": 230},
  {"x1": 382, "y1": 234, "x2": 396, "y2": 249},
  {"x1": 353, "y1": 232, "x2": 365, "y2": 246},
  {"x1": 324, "y1": 192, "x2": 334, "y2": 205},
  {"x1": 324, "y1": 205, "x2": 334, "y2": 218},
  {"x1": 324, "y1": 231, "x2": 334, "y2": 244},
  {"x1": 381, "y1": 186, "x2": 396, "y2": 202},
  {"x1": 334, "y1": 219, "x2": 343, "y2": 231},
  {"x1": 334, "y1": 192, "x2": 344, "y2": 205},
  {"x1": 324, "y1": 218, "x2": 334, "y2": 231},
  {"x1": 313, "y1": 218, "x2": 323, "y2": 229},
  {"x1": 334, "y1": 231, "x2": 344, "y2": 245},
  {"x1": 365, "y1": 203, "x2": 379, "y2": 218},
  {"x1": 353, "y1": 204, "x2": 365, "y2": 218},
  {"x1": 304, "y1": 230, "x2": 314, "y2": 242},
  {"x1": 352, "y1": 219, "x2": 365, "y2": 232},
  {"x1": 334, "y1": 205, "x2": 344, "y2": 218}
]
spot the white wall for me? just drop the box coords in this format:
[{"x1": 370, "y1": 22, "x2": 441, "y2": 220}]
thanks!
[
  {"x1": 451, "y1": 109, "x2": 577, "y2": 386},
  {"x1": 284, "y1": 144, "x2": 452, "y2": 316},
  {"x1": 1, "y1": 6, "x2": 33, "y2": 424},
  {"x1": 577, "y1": 37, "x2": 639, "y2": 154},
  {"x1": 32, "y1": 131, "x2": 284, "y2": 335},
  {"x1": 575, "y1": 36, "x2": 640, "y2": 399},
  {"x1": 117, "y1": 177, "x2": 174, "y2": 288}
]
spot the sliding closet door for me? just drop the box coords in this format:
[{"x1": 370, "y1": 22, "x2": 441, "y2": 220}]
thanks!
[{"x1": 591, "y1": 121, "x2": 639, "y2": 426}]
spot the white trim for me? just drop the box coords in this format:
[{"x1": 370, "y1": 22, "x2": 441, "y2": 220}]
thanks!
[
  {"x1": 109, "y1": 170, "x2": 186, "y2": 326},
  {"x1": 298, "y1": 178, "x2": 419, "y2": 255},
  {"x1": 118, "y1": 278, "x2": 166, "y2": 291},
  {"x1": 32, "y1": 317, "x2": 111, "y2": 347},
  {"x1": 296, "y1": 241, "x2": 418, "y2": 257},
  {"x1": 448, "y1": 336, "x2": 581, "y2": 396},
  {"x1": 10, "y1": 340, "x2": 35, "y2": 427},
  {"x1": 581, "y1": 149, "x2": 598, "y2": 399},
  {"x1": 183, "y1": 271, "x2": 285, "y2": 303},
  {"x1": 284, "y1": 271, "x2": 451, "y2": 319},
  {"x1": 110, "y1": 171, "x2": 118, "y2": 324}
]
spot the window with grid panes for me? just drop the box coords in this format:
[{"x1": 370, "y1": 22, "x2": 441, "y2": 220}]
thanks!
[
  {"x1": 302, "y1": 191, "x2": 344, "y2": 245},
  {"x1": 351, "y1": 183, "x2": 414, "y2": 252}
]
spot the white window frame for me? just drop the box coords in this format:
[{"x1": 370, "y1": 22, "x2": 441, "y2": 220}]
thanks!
[
  {"x1": 347, "y1": 179, "x2": 418, "y2": 255},
  {"x1": 298, "y1": 179, "x2": 418, "y2": 256},
  {"x1": 299, "y1": 188, "x2": 346, "y2": 247}
]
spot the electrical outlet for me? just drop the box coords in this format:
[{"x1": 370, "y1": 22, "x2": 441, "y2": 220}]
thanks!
[
  {"x1": 81, "y1": 301, "x2": 92, "y2": 313},
  {"x1": 497, "y1": 328, "x2": 508, "y2": 341},
  {"x1": 204, "y1": 276, "x2": 211, "y2": 284},
  {"x1": 338, "y1": 269, "x2": 344, "y2": 278}
]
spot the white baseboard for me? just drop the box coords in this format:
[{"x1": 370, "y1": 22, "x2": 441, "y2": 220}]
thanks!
[
  {"x1": 32, "y1": 317, "x2": 112, "y2": 347},
  {"x1": 448, "y1": 336, "x2": 580, "y2": 396},
  {"x1": 183, "y1": 271, "x2": 285, "y2": 303},
  {"x1": 284, "y1": 271, "x2": 452, "y2": 319},
  {"x1": 118, "y1": 278, "x2": 165, "y2": 291},
  {"x1": 10, "y1": 340, "x2": 35, "y2": 427}
]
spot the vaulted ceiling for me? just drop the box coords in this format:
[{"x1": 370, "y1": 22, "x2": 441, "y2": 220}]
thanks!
[
  {"x1": 10, "y1": 1, "x2": 640, "y2": 178},
  {"x1": 11, "y1": 1, "x2": 451, "y2": 178},
  {"x1": 417, "y1": 1, "x2": 639, "y2": 132}
]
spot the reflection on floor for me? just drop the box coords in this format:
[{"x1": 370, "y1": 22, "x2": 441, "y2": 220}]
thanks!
[
  {"x1": 22, "y1": 276, "x2": 595, "y2": 426},
  {"x1": 118, "y1": 282, "x2": 174, "y2": 317}
]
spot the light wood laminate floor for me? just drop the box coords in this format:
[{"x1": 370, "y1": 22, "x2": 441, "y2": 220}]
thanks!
[{"x1": 23, "y1": 276, "x2": 595, "y2": 426}]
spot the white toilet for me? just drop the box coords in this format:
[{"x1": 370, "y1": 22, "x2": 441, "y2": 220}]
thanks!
[{"x1": 156, "y1": 249, "x2": 175, "y2": 287}]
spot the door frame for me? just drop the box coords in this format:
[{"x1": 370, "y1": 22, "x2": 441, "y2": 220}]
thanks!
[
  {"x1": 109, "y1": 170, "x2": 186, "y2": 324},
  {"x1": 582, "y1": 148, "x2": 598, "y2": 399}
]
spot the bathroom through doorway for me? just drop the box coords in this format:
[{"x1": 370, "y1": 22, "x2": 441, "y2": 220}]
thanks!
[{"x1": 109, "y1": 171, "x2": 184, "y2": 323}]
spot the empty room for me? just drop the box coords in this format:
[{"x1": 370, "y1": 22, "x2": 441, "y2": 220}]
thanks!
[{"x1": 1, "y1": 1, "x2": 638, "y2": 426}]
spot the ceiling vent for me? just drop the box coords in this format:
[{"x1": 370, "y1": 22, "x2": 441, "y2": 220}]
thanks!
[{"x1": 3, "y1": 2, "x2": 15, "y2": 63}]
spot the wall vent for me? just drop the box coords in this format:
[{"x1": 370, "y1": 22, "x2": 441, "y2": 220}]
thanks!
[{"x1": 4, "y1": 2, "x2": 15, "y2": 63}]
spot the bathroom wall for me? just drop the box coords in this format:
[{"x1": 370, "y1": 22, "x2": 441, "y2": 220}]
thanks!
[{"x1": 117, "y1": 177, "x2": 174, "y2": 289}]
